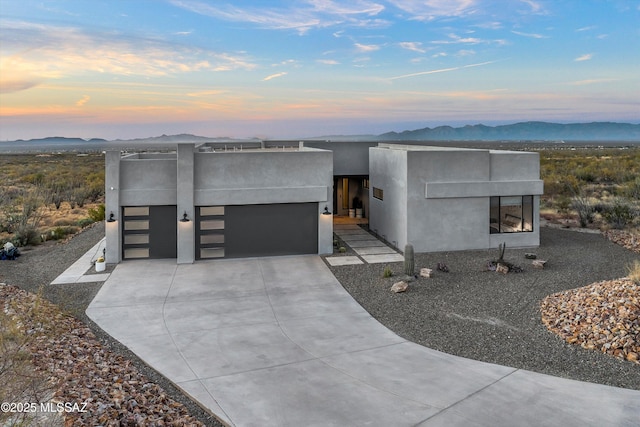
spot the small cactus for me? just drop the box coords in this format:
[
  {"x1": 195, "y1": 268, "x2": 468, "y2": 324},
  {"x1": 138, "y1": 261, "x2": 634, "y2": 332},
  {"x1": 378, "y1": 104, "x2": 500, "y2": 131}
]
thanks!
[
  {"x1": 382, "y1": 265, "x2": 393, "y2": 278},
  {"x1": 404, "y1": 243, "x2": 415, "y2": 276},
  {"x1": 497, "y1": 242, "x2": 506, "y2": 262}
]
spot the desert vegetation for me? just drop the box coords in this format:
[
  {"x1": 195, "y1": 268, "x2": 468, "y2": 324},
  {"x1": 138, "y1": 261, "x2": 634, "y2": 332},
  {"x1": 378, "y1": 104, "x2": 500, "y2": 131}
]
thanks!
[
  {"x1": 0, "y1": 154, "x2": 105, "y2": 247},
  {"x1": 538, "y1": 146, "x2": 640, "y2": 231}
]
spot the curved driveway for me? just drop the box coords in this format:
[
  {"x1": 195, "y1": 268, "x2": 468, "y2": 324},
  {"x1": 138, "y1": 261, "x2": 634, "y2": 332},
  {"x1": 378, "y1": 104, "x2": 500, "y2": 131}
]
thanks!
[{"x1": 86, "y1": 256, "x2": 640, "y2": 427}]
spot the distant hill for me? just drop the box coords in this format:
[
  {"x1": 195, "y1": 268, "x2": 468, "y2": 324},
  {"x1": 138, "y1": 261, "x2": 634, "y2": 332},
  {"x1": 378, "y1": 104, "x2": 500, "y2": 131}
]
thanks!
[
  {"x1": 9, "y1": 136, "x2": 108, "y2": 144},
  {"x1": 111, "y1": 134, "x2": 260, "y2": 144},
  {"x1": 379, "y1": 121, "x2": 640, "y2": 141}
]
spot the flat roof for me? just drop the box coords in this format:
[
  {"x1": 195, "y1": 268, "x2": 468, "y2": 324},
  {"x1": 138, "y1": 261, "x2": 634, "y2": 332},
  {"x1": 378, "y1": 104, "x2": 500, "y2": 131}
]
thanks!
[{"x1": 375, "y1": 143, "x2": 486, "y2": 152}]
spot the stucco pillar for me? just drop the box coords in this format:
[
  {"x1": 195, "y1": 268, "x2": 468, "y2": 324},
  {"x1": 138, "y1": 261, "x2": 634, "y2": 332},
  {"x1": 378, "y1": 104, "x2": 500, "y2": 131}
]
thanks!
[
  {"x1": 105, "y1": 151, "x2": 121, "y2": 264},
  {"x1": 318, "y1": 158, "x2": 334, "y2": 255},
  {"x1": 177, "y1": 144, "x2": 195, "y2": 263}
]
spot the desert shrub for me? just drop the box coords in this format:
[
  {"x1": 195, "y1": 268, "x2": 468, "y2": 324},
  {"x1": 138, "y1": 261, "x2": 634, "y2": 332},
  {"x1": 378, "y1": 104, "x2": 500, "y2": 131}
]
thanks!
[
  {"x1": 624, "y1": 177, "x2": 640, "y2": 200},
  {"x1": 53, "y1": 218, "x2": 74, "y2": 227},
  {"x1": 20, "y1": 172, "x2": 45, "y2": 185},
  {"x1": 77, "y1": 218, "x2": 94, "y2": 228},
  {"x1": 571, "y1": 196, "x2": 595, "y2": 227},
  {"x1": 382, "y1": 266, "x2": 393, "y2": 278},
  {"x1": 12, "y1": 225, "x2": 40, "y2": 247},
  {"x1": 88, "y1": 204, "x2": 105, "y2": 222},
  {"x1": 555, "y1": 196, "x2": 571, "y2": 213},
  {"x1": 627, "y1": 260, "x2": 640, "y2": 284},
  {"x1": 49, "y1": 226, "x2": 79, "y2": 241},
  {"x1": 84, "y1": 171, "x2": 105, "y2": 201},
  {"x1": 602, "y1": 199, "x2": 636, "y2": 229}
]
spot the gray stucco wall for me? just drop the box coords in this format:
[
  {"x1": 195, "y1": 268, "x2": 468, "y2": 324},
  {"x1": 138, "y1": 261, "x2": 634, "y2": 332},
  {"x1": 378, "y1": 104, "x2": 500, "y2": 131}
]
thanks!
[
  {"x1": 490, "y1": 150, "x2": 540, "y2": 181},
  {"x1": 119, "y1": 156, "x2": 177, "y2": 206},
  {"x1": 370, "y1": 145, "x2": 543, "y2": 253},
  {"x1": 369, "y1": 147, "x2": 408, "y2": 249},
  {"x1": 193, "y1": 149, "x2": 332, "y2": 206},
  {"x1": 304, "y1": 141, "x2": 374, "y2": 176}
]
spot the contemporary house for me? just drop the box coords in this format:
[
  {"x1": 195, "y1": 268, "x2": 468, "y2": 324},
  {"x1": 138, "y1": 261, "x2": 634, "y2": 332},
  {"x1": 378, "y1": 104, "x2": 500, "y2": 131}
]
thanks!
[{"x1": 104, "y1": 141, "x2": 543, "y2": 264}]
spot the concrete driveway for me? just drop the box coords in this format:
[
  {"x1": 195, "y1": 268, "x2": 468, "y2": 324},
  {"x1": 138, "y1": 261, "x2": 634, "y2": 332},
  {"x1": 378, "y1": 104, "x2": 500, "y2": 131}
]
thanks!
[{"x1": 86, "y1": 256, "x2": 640, "y2": 427}]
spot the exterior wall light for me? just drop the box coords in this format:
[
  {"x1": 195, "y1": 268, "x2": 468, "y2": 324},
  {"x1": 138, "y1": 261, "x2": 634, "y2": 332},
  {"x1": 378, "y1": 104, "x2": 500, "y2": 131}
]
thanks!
[
  {"x1": 180, "y1": 212, "x2": 190, "y2": 222},
  {"x1": 107, "y1": 212, "x2": 116, "y2": 222},
  {"x1": 322, "y1": 206, "x2": 332, "y2": 215}
]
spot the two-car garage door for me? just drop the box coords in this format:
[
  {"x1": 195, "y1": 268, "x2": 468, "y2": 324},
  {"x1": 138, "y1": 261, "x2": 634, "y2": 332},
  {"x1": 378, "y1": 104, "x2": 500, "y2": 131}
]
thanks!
[
  {"x1": 196, "y1": 203, "x2": 319, "y2": 259},
  {"x1": 123, "y1": 203, "x2": 318, "y2": 260}
]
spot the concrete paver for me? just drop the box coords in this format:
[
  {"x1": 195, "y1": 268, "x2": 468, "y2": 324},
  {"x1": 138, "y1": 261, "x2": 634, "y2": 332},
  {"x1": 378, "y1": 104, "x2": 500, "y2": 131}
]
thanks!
[
  {"x1": 85, "y1": 255, "x2": 640, "y2": 427},
  {"x1": 353, "y1": 246, "x2": 399, "y2": 255},
  {"x1": 362, "y1": 253, "x2": 405, "y2": 263},
  {"x1": 324, "y1": 256, "x2": 363, "y2": 266}
]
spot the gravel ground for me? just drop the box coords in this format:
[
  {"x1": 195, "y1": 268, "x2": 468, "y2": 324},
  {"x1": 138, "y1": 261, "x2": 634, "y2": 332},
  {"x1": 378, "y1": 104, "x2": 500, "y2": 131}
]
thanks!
[
  {"x1": 327, "y1": 226, "x2": 640, "y2": 390},
  {"x1": 0, "y1": 223, "x2": 223, "y2": 427}
]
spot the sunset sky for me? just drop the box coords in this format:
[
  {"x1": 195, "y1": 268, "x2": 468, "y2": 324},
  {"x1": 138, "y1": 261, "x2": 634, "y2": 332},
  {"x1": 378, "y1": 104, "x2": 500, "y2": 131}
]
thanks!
[{"x1": 1, "y1": 0, "x2": 638, "y2": 140}]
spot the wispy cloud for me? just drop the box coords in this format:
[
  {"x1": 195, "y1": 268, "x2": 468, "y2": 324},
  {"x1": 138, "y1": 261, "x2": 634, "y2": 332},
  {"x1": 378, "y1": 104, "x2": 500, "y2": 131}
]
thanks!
[
  {"x1": 263, "y1": 72, "x2": 288, "y2": 81},
  {"x1": 576, "y1": 25, "x2": 597, "y2": 32},
  {"x1": 0, "y1": 20, "x2": 256, "y2": 93},
  {"x1": 519, "y1": 0, "x2": 546, "y2": 15},
  {"x1": 398, "y1": 41, "x2": 426, "y2": 53},
  {"x1": 388, "y1": 60, "x2": 496, "y2": 80},
  {"x1": 575, "y1": 53, "x2": 593, "y2": 61},
  {"x1": 475, "y1": 21, "x2": 503, "y2": 30},
  {"x1": 387, "y1": 0, "x2": 477, "y2": 21},
  {"x1": 511, "y1": 30, "x2": 548, "y2": 39},
  {"x1": 317, "y1": 59, "x2": 339, "y2": 65},
  {"x1": 355, "y1": 42, "x2": 381, "y2": 52},
  {"x1": 431, "y1": 33, "x2": 505, "y2": 46},
  {"x1": 570, "y1": 78, "x2": 616, "y2": 86},
  {"x1": 168, "y1": 0, "x2": 388, "y2": 35},
  {"x1": 186, "y1": 89, "x2": 226, "y2": 97},
  {"x1": 76, "y1": 95, "x2": 90, "y2": 107}
]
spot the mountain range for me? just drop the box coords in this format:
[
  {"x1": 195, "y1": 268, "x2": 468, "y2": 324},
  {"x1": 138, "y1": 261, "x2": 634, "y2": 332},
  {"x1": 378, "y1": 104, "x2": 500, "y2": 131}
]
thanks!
[
  {"x1": 1, "y1": 122, "x2": 639, "y2": 153},
  {"x1": 378, "y1": 121, "x2": 640, "y2": 141}
]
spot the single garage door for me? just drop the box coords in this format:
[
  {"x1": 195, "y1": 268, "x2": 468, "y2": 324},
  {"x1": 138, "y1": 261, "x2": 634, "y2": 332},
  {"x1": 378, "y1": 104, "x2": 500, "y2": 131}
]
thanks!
[
  {"x1": 196, "y1": 203, "x2": 318, "y2": 259},
  {"x1": 122, "y1": 205, "x2": 177, "y2": 259}
]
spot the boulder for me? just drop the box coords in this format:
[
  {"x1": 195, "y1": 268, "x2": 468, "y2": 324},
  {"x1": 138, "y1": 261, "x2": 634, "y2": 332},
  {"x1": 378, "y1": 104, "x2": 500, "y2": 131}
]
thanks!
[
  {"x1": 532, "y1": 260, "x2": 547, "y2": 269},
  {"x1": 525, "y1": 253, "x2": 537, "y2": 259},
  {"x1": 420, "y1": 268, "x2": 433, "y2": 278},
  {"x1": 496, "y1": 263, "x2": 509, "y2": 274},
  {"x1": 391, "y1": 281, "x2": 408, "y2": 293}
]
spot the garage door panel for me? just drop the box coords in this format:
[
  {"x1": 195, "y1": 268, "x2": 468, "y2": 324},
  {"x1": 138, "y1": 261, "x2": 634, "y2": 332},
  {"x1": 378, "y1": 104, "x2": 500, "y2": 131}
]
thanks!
[
  {"x1": 225, "y1": 203, "x2": 317, "y2": 258},
  {"x1": 122, "y1": 205, "x2": 177, "y2": 259}
]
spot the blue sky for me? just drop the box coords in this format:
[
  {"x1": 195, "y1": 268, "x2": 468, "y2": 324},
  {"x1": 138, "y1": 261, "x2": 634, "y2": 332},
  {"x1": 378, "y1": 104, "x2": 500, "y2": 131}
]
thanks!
[{"x1": 0, "y1": 0, "x2": 638, "y2": 140}]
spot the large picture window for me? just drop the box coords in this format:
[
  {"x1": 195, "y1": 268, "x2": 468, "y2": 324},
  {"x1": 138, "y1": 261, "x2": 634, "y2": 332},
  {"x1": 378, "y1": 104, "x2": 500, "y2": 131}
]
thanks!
[{"x1": 490, "y1": 196, "x2": 533, "y2": 233}]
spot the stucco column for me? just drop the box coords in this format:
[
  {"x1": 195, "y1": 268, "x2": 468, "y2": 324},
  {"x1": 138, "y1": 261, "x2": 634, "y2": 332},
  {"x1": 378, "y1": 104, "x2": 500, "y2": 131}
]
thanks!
[
  {"x1": 105, "y1": 151, "x2": 121, "y2": 264},
  {"x1": 177, "y1": 144, "x2": 195, "y2": 263},
  {"x1": 318, "y1": 159, "x2": 334, "y2": 255}
]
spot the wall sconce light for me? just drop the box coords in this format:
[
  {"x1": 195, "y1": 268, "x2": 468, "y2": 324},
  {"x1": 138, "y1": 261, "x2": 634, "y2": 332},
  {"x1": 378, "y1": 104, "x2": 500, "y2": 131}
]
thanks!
[
  {"x1": 107, "y1": 212, "x2": 116, "y2": 222},
  {"x1": 322, "y1": 206, "x2": 332, "y2": 215},
  {"x1": 180, "y1": 211, "x2": 190, "y2": 222}
]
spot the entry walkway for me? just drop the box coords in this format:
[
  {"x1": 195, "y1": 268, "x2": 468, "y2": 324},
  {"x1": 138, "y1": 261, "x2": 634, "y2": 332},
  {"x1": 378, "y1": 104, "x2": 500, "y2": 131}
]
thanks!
[
  {"x1": 326, "y1": 224, "x2": 404, "y2": 266},
  {"x1": 85, "y1": 256, "x2": 640, "y2": 427}
]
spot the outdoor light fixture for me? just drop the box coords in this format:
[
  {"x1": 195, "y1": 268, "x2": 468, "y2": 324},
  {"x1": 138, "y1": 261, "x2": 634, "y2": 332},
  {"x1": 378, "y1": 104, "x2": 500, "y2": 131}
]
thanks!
[
  {"x1": 322, "y1": 206, "x2": 332, "y2": 215},
  {"x1": 107, "y1": 212, "x2": 116, "y2": 222},
  {"x1": 180, "y1": 211, "x2": 190, "y2": 222}
]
